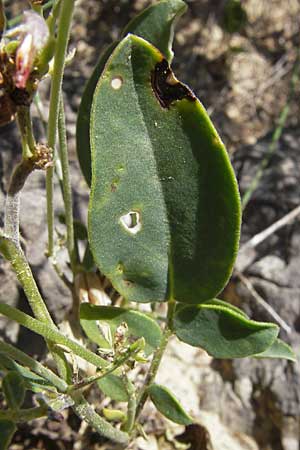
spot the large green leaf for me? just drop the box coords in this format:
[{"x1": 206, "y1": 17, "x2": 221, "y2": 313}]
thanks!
[
  {"x1": 148, "y1": 383, "x2": 193, "y2": 425},
  {"x1": 80, "y1": 303, "x2": 162, "y2": 356},
  {"x1": 0, "y1": 420, "x2": 16, "y2": 450},
  {"x1": 2, "y1": 371, "x2": 25, "y2": 410},
  {"x1": 174, "y1": 303, "x2": 279, "y2": 358},
  {"x1": 76, "y1": 0, "x2": 186, "y2": 186},
  {"x1": 88, "y1": 34, "x2": 241, "y2": 304}
]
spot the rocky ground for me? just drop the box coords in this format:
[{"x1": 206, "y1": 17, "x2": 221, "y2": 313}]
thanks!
[{"x1": 1, "y1": 1, "x2": 300, "y2": 449}]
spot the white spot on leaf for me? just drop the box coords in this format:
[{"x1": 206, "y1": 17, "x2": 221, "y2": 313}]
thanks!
[
  {"x1": 111, "y1": 76, "x2": 123, "y2": 90},
  {"x1": 120, "y1": 211, "x2": 142, "y2": 235}
]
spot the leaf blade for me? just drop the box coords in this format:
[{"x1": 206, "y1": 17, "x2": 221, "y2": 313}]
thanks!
[
  {"x1": 148, "y1": 383, "x2": 193, "y2": 425},
  {"x1": 0, "y1": 420, "x2": 17, "y2": 450},
  {"x1": 89, "y1": 34, "x2": 241, "y2": 304},
  {"x1": 254, "y1": 338, "x2": 296, "y2": 362},
  {"x1": 174, "y1": 303, "x2": 279, "y2": 358},
  {"x1": 2, "y1": 371, "x2": 25, "y2": 410},
  {"x1": 76, "y1": 0, "x2": 186, "y2": 186}
]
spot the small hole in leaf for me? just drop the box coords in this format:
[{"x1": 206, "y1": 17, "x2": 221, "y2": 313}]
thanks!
[
  {"x1": 111, "y1": 76, "x2": 123, "y2": 90},
  {"x1": 116, "y1": 263, "x2": 124, "y2": 274},
  {"x1": 120, "y1": 211, "x2": 142, "y2": 235}
]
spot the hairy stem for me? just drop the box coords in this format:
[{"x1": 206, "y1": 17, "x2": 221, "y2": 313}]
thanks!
[
  {"x1": 0, "y1": 303, "x2": 108, "y2": 370},
  {"x1": 0, "y1": 339, "x2": 68, "y2": 392},
  {"x1": 46, "y1": 0, "x2": 75, "y2": 257},
  {"x1": 71, "y1": 393, "x2": 129, "y2": 447},
  {"x1": 0, "y1": 237, "x2": 54, "y2": 323},
  {"x1": 58, "y1": 97, "x2": 75, "y2": 270},
  {"x1": 0, "y1": 236, "x2": 71, "y2": 380},
  {"x1": 4, "y1": 160, "x2": 34, "y2": 245},
  {"x1": 122, "y1": 377, "x2": 136, "y2": 433},
  {"x1": 135, "y1": 300, "x2": 175, "y2": 420}
]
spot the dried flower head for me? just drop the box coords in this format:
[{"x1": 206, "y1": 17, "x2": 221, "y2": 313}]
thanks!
[{"x1": 4, "y1": 10, "x2": 49, "y2": 89}]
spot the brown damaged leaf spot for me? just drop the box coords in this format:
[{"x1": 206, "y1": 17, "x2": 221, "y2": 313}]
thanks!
[{"x1": 151, "y1": 59, "x2": 196, "y2": 109}]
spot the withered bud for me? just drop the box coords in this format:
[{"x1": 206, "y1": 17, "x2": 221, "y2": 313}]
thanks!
[
  {"x1": 5, "y1": 10, "x2": 49, "y2": 89},
  {"x1": 30, "y1": 143, "x2": 53, "y2": 170}
]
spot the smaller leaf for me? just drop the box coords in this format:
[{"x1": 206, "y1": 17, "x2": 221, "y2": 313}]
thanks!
[
  {"x1": 103, "y1": 407, "x2": 126, "y2": 422},
  {"x1": 80, "y1": 304, "x2": 162, "y2": 355},
  {"x1": 80, "y1": 318, "x2": 111, "y2": 349},
  {"x1": 97, "y1": 373, "x2": 129, "y2": 402},
  {"x1": 2, "y1": 371, "x2": 25, "y2": 410},
  {"x1": 174, "y1": 303, "x2": 279, "y2": 358},
  {"x1": 147, "y1": 384, "x2": 193, "y2": 425},
  {"x1": 0, "y1": 420, "x2": 17, "y2": 450},
  {"x1": 0, "y1": 354, "x2": 56, "y2": 393},
  {"x1": 254, "y1": 338, "x2": 296, "y2": 362}
]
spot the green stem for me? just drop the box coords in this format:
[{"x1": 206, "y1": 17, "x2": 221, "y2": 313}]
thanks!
[
  {"x1": 16, "y1": 106, "x2": 36, "y2": 160},
  {"x1": 46, "y1": 0, "x2": 75, "y2": 257},
  {"x1": 4, "y1": 160, "x2": 34, "y2": 245},
  {"x1": 0, "y1": 236, "x2": 54, "y2": 324},
  {"x1": 58, "y1": 97, "x2": 75, "y2": 270},
  {"x1": 135, "y1": 300, "x2": 175, "y2": 420},
  {"x1": 67, "y1": 343, "x2": 141, "y2": 393},
  {"x1": 0, "y1": 339, "x2": 68, "y2": 392},
  {"x1": 0, "y1": 237, "x2": 71, "y2": 379},
  {"x1": 0, "y1": 405, "x2": 48, "y2": 422},
  {"x1": 122, "y1": 377, "x2": 136, "y2": 433},
  {"x1": 71, "y1": 393, "x2": 129, "y2": 447},
  {"x1": 0, "y1": 303, "x2": 108, "y2": 370}
]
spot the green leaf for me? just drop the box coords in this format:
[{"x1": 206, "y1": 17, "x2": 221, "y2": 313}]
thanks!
[
  {"x1": 2, "y1": 371, "x2": 25, "y2": 410},
  {"x1": 148, "y1": 384, "x2": 193, "y2": 425},
  {"x1": 80, "y1": 304, "x2": 162, "y2": 356},
  {"x1": 76, "y1": 43, "x2": 117, "y2": 187},
  {"x1": 0, "y1": 354, "x2": 56, "y2": 393},
  {"x1": 76, "y1": 0, "x2": 186, "y2": 186},
  {"x1": 254, "y1": 338, "x2": 296, "y2": 362},
  {"x1": 97, "y1": 373, "x2": 129, "y2": 402},
  {"x1": 88, "y1": 34, "x2": 241, "y2": 304},
  {"x1": 0, "y1": 420, "x2": 16, "y2": 450},
  {"x1": 80, "y1": 317, "x2": 111, "y2": 349},
  {"x1": 174, "y1": 303, "x2": 279, "y2": 358}
]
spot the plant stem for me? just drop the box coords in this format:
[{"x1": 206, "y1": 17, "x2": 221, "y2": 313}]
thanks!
[
  {"x1": 71, "y1": 393, "x2": 129, "y2": 447},
  {"x1": 0, "y1": 405, "x2": 49, "y2": 422},
  {"x1": 67, "y1": 343, "x2": 142, "y2": 393},
  {"x1": 58, "y1": 97, "x2": 75, "y2": 270},
  {"x1": 0, "y1": 302, "x2": 108, "y2": 370},
  {"x1": 0, "y1": 237, "x2": 54, "y2": 324},
  {"x1": 0, "y1": 339, "x2": 68, "y2": 392},
  {"x1": 16, "y1": 106, "x2": 36, "y2": 159},
  {"x1": 46, "y1": 0, "x2": 75, "y2": 257},
  {"x1": 4, "y1": 160, "x2": 34, "y2": 245},
  {"x1": 122, "y1": 377, "x2": 136, "y2": 433},
  {"x1": 135, "y1": 300, "x2": 175, "y2": 420}
]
